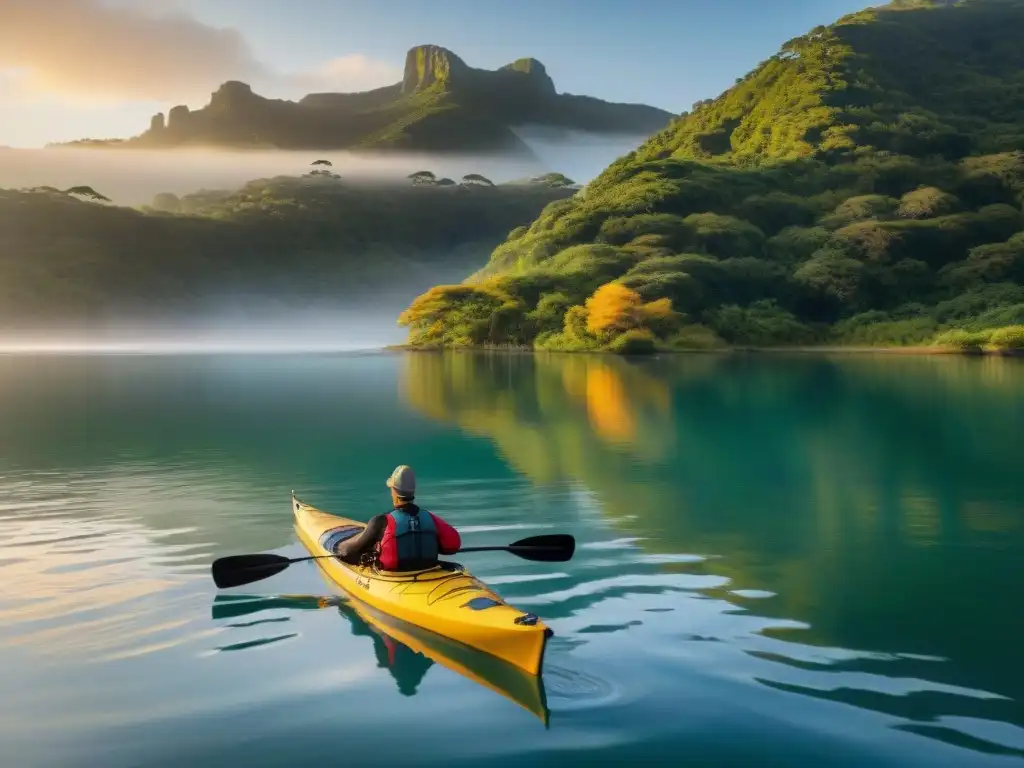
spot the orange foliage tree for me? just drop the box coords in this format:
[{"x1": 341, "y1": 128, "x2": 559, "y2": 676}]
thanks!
[
  {"x1": 583, "y1": 282, "x2": 681, "y2": 339},
  {"x1": 585, "y1": 283, "x2": 643, "y2": 335}
]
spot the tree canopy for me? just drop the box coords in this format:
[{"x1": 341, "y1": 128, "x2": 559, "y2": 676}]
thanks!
[
  {"x1": 64, "y1": 185, "x2": 111, "y2": 202},
  {"x1": 462, "y1": 173, "x2": 494, "y2": 186}
]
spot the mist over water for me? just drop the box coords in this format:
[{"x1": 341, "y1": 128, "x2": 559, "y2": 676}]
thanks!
[
  {"x1": 0, "y1": 129, "x2": 650, "y2": 206},
  {"x1": 0, "y1": 299, "x2": 430, "y2": 354},
  {"x1": 0, "y1": 312, "x2": 402, "y2": 354},
  {"x1": 0, "y1": 248, "x2": 483, "y2": 353}
]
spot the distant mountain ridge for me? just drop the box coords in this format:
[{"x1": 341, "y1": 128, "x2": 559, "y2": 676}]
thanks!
[{"x1": 55, "y1": 45, "x2": 673, "y2": 155}]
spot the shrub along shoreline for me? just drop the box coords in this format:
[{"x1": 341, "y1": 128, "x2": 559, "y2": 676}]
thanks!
[{"x1": 394, "y1": 275, "x2": 1024, "y2": 356}]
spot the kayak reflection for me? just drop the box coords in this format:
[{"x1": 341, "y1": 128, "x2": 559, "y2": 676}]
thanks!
[
  {"x1": 210, "y1": 593, "x2": 550, "y2": 726},
  {"x1": 343, "y1": 598, "x2": 440, "y2": 697}
]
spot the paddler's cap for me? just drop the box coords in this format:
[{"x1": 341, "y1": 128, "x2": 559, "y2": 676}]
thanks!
[{"x1": 386, "y1": 465, "x2": 416, "y2": 495}]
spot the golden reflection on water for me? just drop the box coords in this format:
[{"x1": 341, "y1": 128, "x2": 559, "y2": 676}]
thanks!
[
  {"x1": 0, "y1": 514, "x2": 201, "y2": 661},
  {"x1": 583, "y1": 363, "x2": 637, "y2": 444},
  {"x1": 405, "y1": 352, "x2": 676, "y2": 463},
  {"x1": 0, "y1": 466, "x2": 280, "y2": 663},
  {"x1": 962, "y1": 500, "x2": 1019, "y2": 535},
  {"x1": 901, "y1": 492, "x2": 942, "y2": 546}
]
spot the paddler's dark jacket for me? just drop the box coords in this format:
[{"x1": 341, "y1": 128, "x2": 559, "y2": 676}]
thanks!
[{"x1": 334, "y1": 502, "x2": 461, "y2": 570}]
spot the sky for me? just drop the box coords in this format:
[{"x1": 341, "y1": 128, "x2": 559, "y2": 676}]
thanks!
[{"x1": 0, "y1": 0, "x2": 881, "y2": 149}]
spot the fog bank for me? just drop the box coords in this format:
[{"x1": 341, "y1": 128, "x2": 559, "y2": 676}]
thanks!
[
  {"x1": 0, "y1": 305, "x2": 409, "y2": 354},
  {"x1": 0, "y1": 129, "x2": 649, "y2": 205}
]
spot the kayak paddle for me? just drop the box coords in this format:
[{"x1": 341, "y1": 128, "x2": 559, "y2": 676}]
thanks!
[{"x1": 211, "y1": 533, "x2": 576, "y2": 589}]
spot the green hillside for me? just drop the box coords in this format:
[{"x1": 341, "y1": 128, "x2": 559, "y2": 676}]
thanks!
[
  {"x1": 54, "y1": 45, "x2": 673, "y2": 155},
  {"x1": 0, "y1": 173, "x2": 573, "y2": 329},
  {"x1": 397, "y1": 0, "x2": 1024, "y2": 354}
]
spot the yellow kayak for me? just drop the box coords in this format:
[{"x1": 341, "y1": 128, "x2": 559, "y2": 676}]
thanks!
[{"x1": 292, "y1": 492, "x2": 553, "y2": 676}]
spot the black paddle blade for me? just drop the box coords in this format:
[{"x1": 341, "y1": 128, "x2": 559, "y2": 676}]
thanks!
[
  {"x1": 211, "y1": 553, "x2": 293, "y2": 589},
  {"x1": 508, "y1": 534, "x2": 576, "y2": 562}
]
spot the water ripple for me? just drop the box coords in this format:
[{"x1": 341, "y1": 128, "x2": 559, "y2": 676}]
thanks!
[
  {"x1": 518, "y1": 572, "x2": 731, "y2": 607},
  {"x1": 0, "y1": 473, "x2": 221, "y2": 664},
  {"x1": 544, "y1": 664, "x2": 621, "y2": 709},
  {"x1": 479, "y1": 522, "x2": 1023, "y2": 763}
]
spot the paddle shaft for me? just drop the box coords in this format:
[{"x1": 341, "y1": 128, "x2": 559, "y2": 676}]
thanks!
[
  {"x1": 239, "y1": 544, "x2": 561, "y2": 568},
  {"x1": 457, "y1": 546, "x2": 559, "y2": 553},
  {"x1": 282, "y1": 544, "x2": 558, "y2": 565}
]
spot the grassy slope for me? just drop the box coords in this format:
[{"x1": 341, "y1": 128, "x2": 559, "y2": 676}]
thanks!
[
  {"x1": 0, "y1": 177, "x2": 573, "y2": 328},
  {"x1": 397, "y1": 0, "x2": 1024, "y2": 353}
]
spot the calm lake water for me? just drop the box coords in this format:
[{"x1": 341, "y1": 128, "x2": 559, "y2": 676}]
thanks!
[{"x1": 1, "y1": 351, "x2": 1022, "y2": 767}]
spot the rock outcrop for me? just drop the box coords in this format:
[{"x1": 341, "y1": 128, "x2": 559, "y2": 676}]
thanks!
[
  {"x1": 497, "y1": 58, "x2": 556, "y2": 95},
  {"x1": 208, "y1": 81, "x2": 259, "y2": 111},
  {"x1": 401, "y1": 45, "x2": 471, "y2": 93},
  {"x1": 167, "y1": 105, "x2": 191, "y2": 130}
]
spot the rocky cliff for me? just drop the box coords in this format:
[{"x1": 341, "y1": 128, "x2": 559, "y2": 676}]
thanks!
[{"x1": 57, "y1": 45, "x2": 673, "y2": 155}]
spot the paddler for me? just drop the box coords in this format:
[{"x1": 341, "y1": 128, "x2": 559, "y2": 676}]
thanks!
[{"x1": 333, "y1": 465, "x2": 462, "y2": 571}]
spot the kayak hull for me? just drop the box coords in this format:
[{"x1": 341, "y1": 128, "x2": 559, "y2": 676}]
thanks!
[{"x1": 291, "y1": 492, "x2": 552, "y2": 676}]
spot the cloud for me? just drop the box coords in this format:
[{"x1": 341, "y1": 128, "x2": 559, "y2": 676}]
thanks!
[
  {"x1": 0, "y1": 0, "x2": 400, "y2": 106},
  {"x1": 0, "y1": 0, "x2": 264, "y2": 103},
  {"x1": 287, "y1": 55, "x2": 403, "y2": 94}
]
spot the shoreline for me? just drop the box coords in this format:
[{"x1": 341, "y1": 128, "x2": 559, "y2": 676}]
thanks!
[
  {"x1": 0, "y1": 344, "x2": 1017, "y2": 359},
  {"x1": 384, "y1": 344, "x2": 1024, "y2": 358}
]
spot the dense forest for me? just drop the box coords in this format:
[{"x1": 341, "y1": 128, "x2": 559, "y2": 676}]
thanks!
[
  {"x1": 0, "y1": 170, "x2": 574, "y2": 328},
  {"x1": 397, "y1": 0, "x2": 1024, "y2": 353}
]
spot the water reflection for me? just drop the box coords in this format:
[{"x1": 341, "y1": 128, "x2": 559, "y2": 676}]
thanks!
[
  {"x1": 401, "y1": 351, "x2": 1024, "y2": 757},
  {"x1": 0, "y1": 354, "x2": 531, "y2": 556},
  {"x1": 210, "y1": 593, "x2": 550, "y2": 725},
  {"x1": 0, "y1": 472, "x2": 215, "y2": 663},
  {"x1": 2, "y1": 352, "x2": 1022, "y2": 765}
]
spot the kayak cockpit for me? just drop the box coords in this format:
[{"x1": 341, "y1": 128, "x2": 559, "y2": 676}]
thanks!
[
  {"x1": 319, "y1": 523, "x2": 468, "y2": 576},
  {"x1": 320, "y1": 525, "x2": 362, "y2": 553}
]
